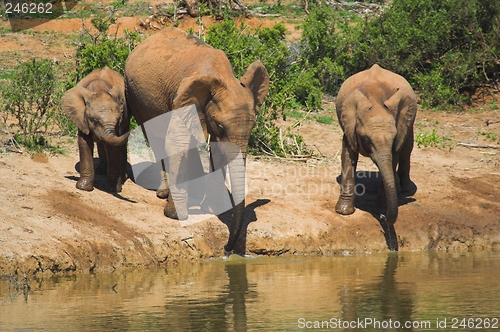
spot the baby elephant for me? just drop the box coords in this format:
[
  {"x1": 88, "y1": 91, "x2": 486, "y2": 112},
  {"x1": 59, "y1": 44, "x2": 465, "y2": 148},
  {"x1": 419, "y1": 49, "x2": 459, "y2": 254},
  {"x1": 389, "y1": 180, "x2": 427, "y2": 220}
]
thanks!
[
  {"x1": 61, "y1": 67, "x2": 130, "y2": 192},
  {"x1": 335, "y1": 64, "x2": 417, "y2": 225}
]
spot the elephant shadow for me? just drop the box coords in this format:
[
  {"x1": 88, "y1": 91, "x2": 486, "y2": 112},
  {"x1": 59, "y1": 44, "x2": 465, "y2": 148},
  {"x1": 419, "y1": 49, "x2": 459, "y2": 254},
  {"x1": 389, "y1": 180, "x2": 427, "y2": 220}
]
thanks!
[
  {"x1": 216, "y1": 199, "x2": 271, "y2": 252},
  {"x1": 217, "y1": 199, "x2": 270, "y2": 228},
  {"x1": 336, "y1": 171, "x2": 417, "y2": 251},
  {"x1": 65, "y1": 159, "x2": 137, "y2": 203},
  {"x1": 336, "y1": 171, "x2": 417, "y2": 214}
]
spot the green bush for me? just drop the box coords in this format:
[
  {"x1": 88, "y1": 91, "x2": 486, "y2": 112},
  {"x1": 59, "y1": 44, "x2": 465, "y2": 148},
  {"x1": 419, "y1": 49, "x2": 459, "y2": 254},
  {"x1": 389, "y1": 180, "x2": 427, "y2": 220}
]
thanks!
[
  {"x1": 358, "y1": 0, "x2": 500, "y2": 107},
  {"x1": 300, "y1": 0, "x2": 500, "y2": 108},
  {"x1": 293, "y1": 69, "x2": 322, "y2": 110},
  {"x1": 299, "y1": 6, "x2": 359, "y2": 95},
  {"x1": 72, "y1": 13, "x2": 142, "y2": 84},
  {"x1": 0, "y1": 58, "x2": 64, "y2": 152},
  {"x1": 415, "y1": 128, "x2": 454, "y2": 148}
]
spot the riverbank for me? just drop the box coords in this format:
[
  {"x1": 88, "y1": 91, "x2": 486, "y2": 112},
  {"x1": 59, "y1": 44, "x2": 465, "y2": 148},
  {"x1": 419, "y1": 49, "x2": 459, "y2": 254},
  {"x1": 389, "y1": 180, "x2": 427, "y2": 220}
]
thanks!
[{"x1": 1, "y1": 107, "x2": 499, "y2": 276}]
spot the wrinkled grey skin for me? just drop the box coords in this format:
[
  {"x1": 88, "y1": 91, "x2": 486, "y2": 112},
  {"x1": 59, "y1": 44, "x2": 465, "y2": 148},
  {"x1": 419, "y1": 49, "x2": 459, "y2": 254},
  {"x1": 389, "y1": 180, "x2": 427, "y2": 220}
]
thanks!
[
  {"x1": 124, "y1": 28, "x2": 270, "y2": 255},
  {"x1": 61, "y1": 67, "x2": 130, "y2": 192},
  {"x1": 335, "y1": 64, "x2": 417, "y2": 226}
]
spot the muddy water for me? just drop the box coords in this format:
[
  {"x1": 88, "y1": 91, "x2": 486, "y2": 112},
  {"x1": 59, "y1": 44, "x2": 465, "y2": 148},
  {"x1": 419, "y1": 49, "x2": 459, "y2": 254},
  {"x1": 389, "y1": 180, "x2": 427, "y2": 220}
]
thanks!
[{"x1": 1, "y1": 252, "x2": 500, "y2": 331}]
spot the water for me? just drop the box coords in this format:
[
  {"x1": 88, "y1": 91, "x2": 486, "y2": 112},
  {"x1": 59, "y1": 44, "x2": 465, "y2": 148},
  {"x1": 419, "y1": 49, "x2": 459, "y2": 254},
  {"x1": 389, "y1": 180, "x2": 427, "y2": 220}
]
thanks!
[{"x1": 1, "y1": 251, "x2": 500, "y2": 331}]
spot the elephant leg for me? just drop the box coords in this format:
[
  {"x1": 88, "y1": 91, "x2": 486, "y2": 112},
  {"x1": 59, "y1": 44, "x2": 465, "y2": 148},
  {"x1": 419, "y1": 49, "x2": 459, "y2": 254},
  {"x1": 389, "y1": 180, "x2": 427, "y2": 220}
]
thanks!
[
  {"x1": 164, "y1": 152, "x2": 189, "y2": 220},
  {"x1": 76, "y1": 130, "x2": 95, "y2": 191},
  {"x1": 335, "y1": 135, "x2": 359, "y2": 215},
  {"x1": 163, "y1": 128, "x2": 192, "y2": 220},
  {"x1": 398, "y1": 128, "x2": 414, "y2": 193},
  {"x1": 156, "y1": 165, "x2": 170, "y2": 199},
  {"x1": 105, "y1": 144, "x2": 127, "y2": 193},
  {"x1": 95, "y1": 141, "x2": 107, "y2": 175}
]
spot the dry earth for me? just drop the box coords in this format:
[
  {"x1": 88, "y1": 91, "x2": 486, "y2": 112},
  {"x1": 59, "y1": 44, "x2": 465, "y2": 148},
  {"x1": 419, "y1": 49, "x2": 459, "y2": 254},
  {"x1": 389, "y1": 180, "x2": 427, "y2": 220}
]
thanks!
[{"x1": 0, "y1": 7, "x2": 500, "y2": 277}]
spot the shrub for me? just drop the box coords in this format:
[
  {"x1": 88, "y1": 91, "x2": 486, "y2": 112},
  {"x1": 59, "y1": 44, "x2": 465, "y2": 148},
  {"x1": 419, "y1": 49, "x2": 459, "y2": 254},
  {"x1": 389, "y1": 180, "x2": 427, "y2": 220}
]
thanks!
[
  {"x1": 356, "y1": 0, "x2": 500, "y2": 107},
  {"x1": 0, "y1": 58, "x2": 64, "y2": 152},
  {"x1": 72, "y1": 13, "x2": 142, "y2": 84},
  {"x1": 415, "y1": 128, "x2": 454, "y2": 149},
  {"x1": 300, "y1": 0, "x2": 500, "y2": 108}
]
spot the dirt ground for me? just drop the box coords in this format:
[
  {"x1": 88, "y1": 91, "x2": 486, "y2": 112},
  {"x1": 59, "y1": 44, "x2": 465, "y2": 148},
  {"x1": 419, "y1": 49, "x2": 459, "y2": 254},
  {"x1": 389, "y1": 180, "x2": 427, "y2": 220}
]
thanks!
[{"x1": 1, "y1": 9, "x2": 500, "y2": 277}]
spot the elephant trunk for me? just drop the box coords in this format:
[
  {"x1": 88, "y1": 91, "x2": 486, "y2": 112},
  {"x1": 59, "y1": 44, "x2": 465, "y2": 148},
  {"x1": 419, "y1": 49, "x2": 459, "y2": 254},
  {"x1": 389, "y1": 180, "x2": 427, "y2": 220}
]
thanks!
[
  {"x1": 378, "y1": 156, "x2": 398, "y2": 225},
  {"x1": 224, "y1": 140, "x2": 248, "y2": 255},
  {"x1": 94, "y1": 125, "x2": 130, "y2": 146}
]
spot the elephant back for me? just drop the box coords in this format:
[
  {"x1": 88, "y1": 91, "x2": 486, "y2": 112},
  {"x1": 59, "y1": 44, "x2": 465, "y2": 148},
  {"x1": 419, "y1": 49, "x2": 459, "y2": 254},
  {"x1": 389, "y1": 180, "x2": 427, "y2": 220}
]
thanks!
[{"x1": 124, "y1": 28, "x2": 238, "y2": 125}]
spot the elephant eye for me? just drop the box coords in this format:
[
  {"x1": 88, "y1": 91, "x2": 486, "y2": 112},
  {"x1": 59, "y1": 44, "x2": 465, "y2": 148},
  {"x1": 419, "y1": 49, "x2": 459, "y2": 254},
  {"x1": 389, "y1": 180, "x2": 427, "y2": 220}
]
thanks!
[{"x1": 363, "y1": 136, "x2": 371, "y2": 146}]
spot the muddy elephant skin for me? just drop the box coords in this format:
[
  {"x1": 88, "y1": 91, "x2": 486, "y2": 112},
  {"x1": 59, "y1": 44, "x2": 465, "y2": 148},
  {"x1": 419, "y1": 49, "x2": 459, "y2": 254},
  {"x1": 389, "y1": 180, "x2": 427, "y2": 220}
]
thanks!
[
  {"x1": 61, "y1": 67, "x2": 130, "y2": 192},
  {"x1": 124, "y1": 28, "x2": 270, "y2": 255},
  {"x1": 335, "y1": 64, "x2": 417, "y2": 226}
]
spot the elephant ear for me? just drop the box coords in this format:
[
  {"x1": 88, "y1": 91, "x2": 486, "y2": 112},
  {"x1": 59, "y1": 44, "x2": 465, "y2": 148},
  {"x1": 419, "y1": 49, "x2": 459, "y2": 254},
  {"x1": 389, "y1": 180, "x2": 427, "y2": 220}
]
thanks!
[
  {"x1": 338, "y1": 89, "x2": 371, "y2": 151},
  {"x1": 107, "y1": 85, "x2": 125, "y2": 107},
  {"x1": 172, "y1": 75, "x2": 226, "y2": 112},
  {"x1": 239, "y1": 60, "x2": 270, "y2": 111},
  {"x1": 384, "y1": 86, "x2": 417, "y2": 151},
  {"x1": 60, "y1": 86, "x2": 96, "y2": 135}
]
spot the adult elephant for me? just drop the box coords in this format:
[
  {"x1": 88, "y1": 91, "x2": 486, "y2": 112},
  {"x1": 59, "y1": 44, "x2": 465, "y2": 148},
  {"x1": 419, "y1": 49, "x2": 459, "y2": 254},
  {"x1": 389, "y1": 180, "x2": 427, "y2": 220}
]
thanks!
[
  {"x1": 335, "y1": 64, "x2": 417, "y2": 228},
  {"x1": 61, "y1": 67, "x2": 129, "y2": 192},
  {"x1": 124, "y1": 28, "x2": 270, "y2": 255}
]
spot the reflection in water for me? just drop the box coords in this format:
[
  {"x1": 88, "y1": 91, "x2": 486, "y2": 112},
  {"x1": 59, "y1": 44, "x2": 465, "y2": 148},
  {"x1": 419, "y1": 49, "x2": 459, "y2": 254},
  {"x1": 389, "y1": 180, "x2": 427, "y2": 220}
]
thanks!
[
  {"x1": 163, "y1": 262, "x2": 252, "y2": 331},
  {"x1": 341, "y1": 254, "x2": 415, "y2": 331},
  {"x1": 1, "y1": 252, "x2": 500, "y2": 331}
]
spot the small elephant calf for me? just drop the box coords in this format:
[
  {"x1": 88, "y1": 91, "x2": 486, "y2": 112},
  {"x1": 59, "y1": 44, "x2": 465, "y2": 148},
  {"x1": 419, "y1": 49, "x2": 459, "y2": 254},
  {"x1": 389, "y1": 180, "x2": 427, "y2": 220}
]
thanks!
[
  {"x1": 61, "y1": 67, "x2": 130, "y2": 192},
  {"x1": 335, "y1": 64, "x2": 417, "y2": 226}
]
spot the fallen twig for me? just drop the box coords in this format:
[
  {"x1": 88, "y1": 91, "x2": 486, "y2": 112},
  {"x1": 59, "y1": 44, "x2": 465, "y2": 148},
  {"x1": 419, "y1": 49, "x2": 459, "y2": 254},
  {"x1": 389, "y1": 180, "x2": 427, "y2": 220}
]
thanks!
[
  {"x1": 311, "y1": 144, "x2": 324, "y2": 158},
  {"x1": 254, "y1": 13, "x2": 281, "y2": 17},
  {"x1": 252, "y1": 155, "x2": 319, "y2": 162},
  {"x1": 486, "y1": 119, "x2": 500, "y2": 126},
  {"x1": 457, "y1": 142, "x2": 500, "y2": 149},
  {"x1": 290, "y1": 109, "x2": 314, "y2": 129}
]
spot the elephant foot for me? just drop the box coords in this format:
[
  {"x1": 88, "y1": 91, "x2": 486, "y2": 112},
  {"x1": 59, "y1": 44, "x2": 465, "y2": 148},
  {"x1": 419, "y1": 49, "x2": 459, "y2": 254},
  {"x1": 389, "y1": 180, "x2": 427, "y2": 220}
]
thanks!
[
  {"x1": 164, "y1": 197, "x2": 188, "y2": 221},
  {"x1": 335, "y1": 196, "x2": 355, "y2": 215},
  {"x1": 104, "y1": 177, "x2": 123, "y2": 193},
  {"x1": 76, "y1": 177, "x2": 94, "y2": 191},
  {"x1": 156, "y1": 176, "x2": 170, "y2": 198},
  {"x1": 156, "y1": 188, "x2": 170, "y2": 199}
]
